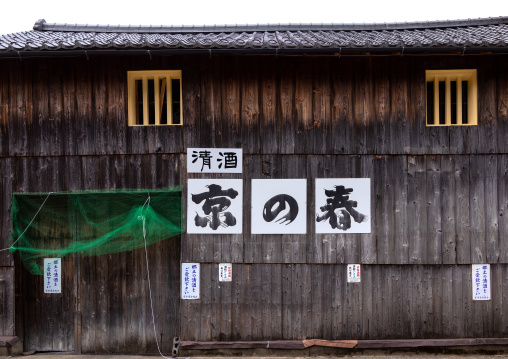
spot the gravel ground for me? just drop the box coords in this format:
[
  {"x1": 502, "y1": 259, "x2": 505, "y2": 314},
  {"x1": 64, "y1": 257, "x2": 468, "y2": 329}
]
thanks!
[{"x1": 17, "y1": 354, "x2": 508, "y2": 359}]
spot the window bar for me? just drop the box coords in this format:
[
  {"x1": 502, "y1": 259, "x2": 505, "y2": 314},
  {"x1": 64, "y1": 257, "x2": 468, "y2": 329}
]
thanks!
[
  {"x1": 468, "y1": 74, "x2": 476, "y2": 125},
  {"x1": 434, "y1": 77, "x2": 439, "y2": 125},
  {"x1": 445, "y1": 76, "x2": 451, "y2": 125},
  {"x1": 179, "y1": 79, "x2": 183, "y2": 125},
  {"x1": 128, "y1": 77, "x2": 136, "y2": 126},
  {"x1": 142, "y1": 76, "x2": 149, "y2": 126},
  {"x1": 456, "y1": 76, "x2": 463, "y2": 125},
  {"x1": 160, "y1": 78, "x2": 167, "y2": 124},
  {"x1": 154, "y1": 76, "x2": 160, "y2": 126},
  {"x1": 167, "y1": 77, "x2": 173, "y2": 124}
]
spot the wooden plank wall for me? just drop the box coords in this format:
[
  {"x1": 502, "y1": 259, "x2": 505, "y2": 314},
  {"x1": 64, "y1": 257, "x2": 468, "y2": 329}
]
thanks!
[
  {"x1": 1, "y1": 155, "x2": 184, "y2": 353},
  {"x1": 79, "y1": 236, "x2": 181, "y2": 353},
  {"x1": 20, "y1": 255, "x2": 75, "y2": 351},
  {"x1": 0, "y1": 53, "x2": 505, "y2": 250},
  {"x1": 0, "y1": 158, "x2": 13, "y2": 267},
  {"x1": 0, "y1": 55, "x2": 506, "y2": 159},
  {"x1": 0, "y1": 53, "x2": 508, "y2": 347},
  {"x1": 180, "y1": 263, "x2": 508, "y2": 341},
  {"x1": 183, "y1": 154, "x2": 507, "y2": 266},
  {"x1": 182, "y1": 152, "x2": 508, "y2": 340},
  {"x1": 0, "y1": 267, "x2": 14, "y2": 336}
]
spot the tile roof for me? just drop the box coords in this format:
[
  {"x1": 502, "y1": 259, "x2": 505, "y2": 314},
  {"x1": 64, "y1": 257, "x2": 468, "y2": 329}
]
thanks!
[{"x1": 1, "y1": 18, "x2": 508, "y2": 54}]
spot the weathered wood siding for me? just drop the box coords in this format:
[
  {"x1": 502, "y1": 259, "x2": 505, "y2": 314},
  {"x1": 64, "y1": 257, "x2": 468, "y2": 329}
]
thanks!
[
  {"x1": 2, "y1": 155, "x2": 184, "y2": 353},
  {"x1": 0, "y1": 267, "x2": 14, "y2": 336},
  {"x1": 181, "y1": 263, "x2": 508, "y2": 341},
  {"x1": 15, "y1": 237, "x2": 182, "y2": 353},
  {"x1": 0, "y1": 55, "x2": 507, "y2": 158},
  {"x1": 3, "y1": 54, "x2": 504, "y2": 266},
  {"x1": 183, "y1": 154, "x2": 507, "y2": 266},
  {"x1": 0, "y1": 53, "x2": 508, "y2": 349},
  {"x1": 1, "y1": 153, "x2": 505, "y2": 267}
]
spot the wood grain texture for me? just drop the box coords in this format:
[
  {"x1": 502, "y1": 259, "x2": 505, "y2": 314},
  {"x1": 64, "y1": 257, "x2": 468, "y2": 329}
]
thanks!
[
  {"x1": 373, "y1": 57, "x2": 391, "y2": 154},
  {"x1": 470, "y1": 155, "x2": 488, "y2": 263},
  {"x1": 352, "y1": 57, "x2": 372, "y2": 155},
  {"x1": 1, "y1": 52, "x2": 508, "y2": 349},
  {"x1": 426, "y1": 156, "x2": 442, "y2": 264},
  {"x1": 498, "y1": 156, "x2": 508, "y2": 263},
  {"x1": 294, "y1": 57, "x2": 313, "y2": 155},
  {"x1": 240, "y1": 57, "x2": 260, "y2": 154},
  {"x1": 0, "y1": 268, "x2": 14, "y2": 336},
  {"x1": 497, "y1": 57, "x2": 508, "y2": 154},
  {"x1": 390, "y1": 58, "x2": 411, "y2": 154},
  {"x1": 476, "y1": 57, "x2": 498, "y2": 154},
  {"x1": 0, "y1": 63, "x2": 9, "y2": 156},
  {"x1": 312, "y1": 57, "x2": 331, "y2": 155},
  {"x1": 0, "y1": 55, "x2": 507, "y2": 157},
  {"x1": 407, "y1": 59, "x2": 428, "y2": 155},
  {"x1": 176, "y1": 264, "x2": 508, "y2": 341},
  {"x1": 0, "y1": 159, "x2": 13, "y2": 266},
  {"x1": 260, "y1": 57, "x2": 278, "y2": 155},
  {"x1": 2, "y1": 152, "x2": 507, "y2": 270},
  {"x1": 440, "y1": 156, "x2": 457, "y2": 264},
  {"x1": 277, "y1": 57, "x2": 296, "y2": 154}
]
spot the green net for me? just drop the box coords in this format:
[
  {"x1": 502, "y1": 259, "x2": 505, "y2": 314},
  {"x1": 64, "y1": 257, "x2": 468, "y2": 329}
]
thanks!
[{"x1": 10, "y1": 187, "x2": 184, "y2": 275}]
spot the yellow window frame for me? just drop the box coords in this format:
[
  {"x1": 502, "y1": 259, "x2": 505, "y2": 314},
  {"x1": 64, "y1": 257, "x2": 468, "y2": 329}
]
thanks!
[
  {"x1": 425, "y1": 69, "x2": 477, "y2": 126},
  {"x1": 127, "y1": 70, "x2": 183, "y2": 126}
]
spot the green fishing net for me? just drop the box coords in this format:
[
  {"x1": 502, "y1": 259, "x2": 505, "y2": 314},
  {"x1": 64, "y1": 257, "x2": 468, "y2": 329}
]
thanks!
[{"x1": 10, "y1": 187, "x2": 184, "y2": 275}]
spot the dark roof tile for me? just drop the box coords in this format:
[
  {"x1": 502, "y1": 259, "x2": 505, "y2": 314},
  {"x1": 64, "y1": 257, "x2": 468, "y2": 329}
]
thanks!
[{"x1": 1, "y1": 17, "x2": 508, "y2": 54}]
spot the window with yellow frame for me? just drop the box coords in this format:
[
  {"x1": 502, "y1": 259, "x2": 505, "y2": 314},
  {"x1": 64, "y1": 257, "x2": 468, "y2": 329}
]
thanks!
[
  {"x1": 426, "y1": 69, "x2": 477, "y2": 126},
  {"x1": 127, "y1": 70, "x2": 182, "y2": 126}
]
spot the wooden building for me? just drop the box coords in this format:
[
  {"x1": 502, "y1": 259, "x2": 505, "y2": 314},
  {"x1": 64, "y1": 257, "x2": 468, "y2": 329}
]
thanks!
[{"x1": 1, "y1": 17, "x2": 508, "y2": 354}]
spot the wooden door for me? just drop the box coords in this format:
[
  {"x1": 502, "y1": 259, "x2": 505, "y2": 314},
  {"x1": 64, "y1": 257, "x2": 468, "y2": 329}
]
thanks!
[
  {"x1": 79, "y1": 237, "x2": 181, "y2": 354},
  {"x1": 20, "y1": 256, "x2": 76, "y2": 352},
  {"x1": 21, "y1": 236, "x2": 181, "y2": 354}
]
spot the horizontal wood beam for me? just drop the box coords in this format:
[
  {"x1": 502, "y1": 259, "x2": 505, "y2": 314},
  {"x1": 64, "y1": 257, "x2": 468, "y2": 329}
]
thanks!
[
  {"x1": 181, "y1": 338, "x2": 508, "y2": 350},
  {"x1": 180, "y1": 340, "x2": 306, "y2": 350}
]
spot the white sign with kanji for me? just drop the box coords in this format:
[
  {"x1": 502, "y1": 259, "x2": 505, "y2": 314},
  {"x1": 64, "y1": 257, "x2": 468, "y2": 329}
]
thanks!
[
  {"x1": 44, "y1": 258, "x2": 62, "y2": 293},
  {"x1": 182, "y1": 263, "x2": 200, "y2": 299},
  {"x1": 187, "y1": 148, "x2": 242, "y2": 173},
  {"x1": 251, "y1": 179, "x2": 307, "y2": 234},
  {"x1": 219, "y1": 263, "x2": 232, "y2": 282},
  {"x1": 187, "y1": 179, "x2": 243, "y2": 234},
  {"x1": 347, "y1": 264, "x2": 361, "y2": 283},
  {"x1": 472, "y1": 264, "x2": 491, "y2": 301},
  {"x1": 315, "y1": 178, "x2": 371, "y2": 234}
]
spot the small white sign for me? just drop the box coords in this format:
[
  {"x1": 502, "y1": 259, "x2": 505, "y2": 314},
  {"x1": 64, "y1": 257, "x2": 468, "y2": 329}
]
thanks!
[
  {"x1": 472, "y1": 264, "x2": 491, "y2": 301},
  {"x1": 44, "y1": 258, "x2": 62, "y2": 293},
  {"x1": 187, "y1": 148, "x2": 242, "y2": 173},
  {"x1": 219, "y1": 263, "x2": 232, "y2": 282},
  {"x1": 182, "y1": 263, "x2": 200, "y2": 299},
  {"x1": 187, "y1": 179, "x2": 243, "y2": 234},
  {"x1": 347, "y1": 264, "x2": 361, "y2": 283}
]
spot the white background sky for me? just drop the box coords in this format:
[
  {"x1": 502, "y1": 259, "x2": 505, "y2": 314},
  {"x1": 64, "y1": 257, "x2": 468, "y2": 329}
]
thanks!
[{"x1": 1, "y1": 0, "x2": 507, "y2": 35}]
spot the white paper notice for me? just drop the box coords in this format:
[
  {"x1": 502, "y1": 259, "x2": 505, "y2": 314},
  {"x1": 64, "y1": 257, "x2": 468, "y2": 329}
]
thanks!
[
  {"x1": 347, "y1": 264, "x2": 361, "y2": 283},
  {"x1": 44, "y1": 258, "x2": 62, "y2": 293},
  {"x1": 182, "y1": 263, "x2": 200, "y2": 299},
  {"x1": 472, "y1": 264, "x2": 491, "y2": 301},
  {"x1": 219, "y1": 263, "x2": 232, "y2": 282}
]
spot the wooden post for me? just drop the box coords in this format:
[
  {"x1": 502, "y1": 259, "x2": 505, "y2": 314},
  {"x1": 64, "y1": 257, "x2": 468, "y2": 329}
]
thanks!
[{"x1": 74, "y1": 312, "x2": 81, "y2": 354}]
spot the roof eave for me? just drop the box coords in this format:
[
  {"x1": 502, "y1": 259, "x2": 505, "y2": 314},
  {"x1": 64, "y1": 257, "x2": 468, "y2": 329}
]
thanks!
[
  {"x1": 1, "y1": 46, "x2": 508, "y2": 59},
  {"x1": 32, "y1": 17, "x2": 508, "y2": 33}
]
